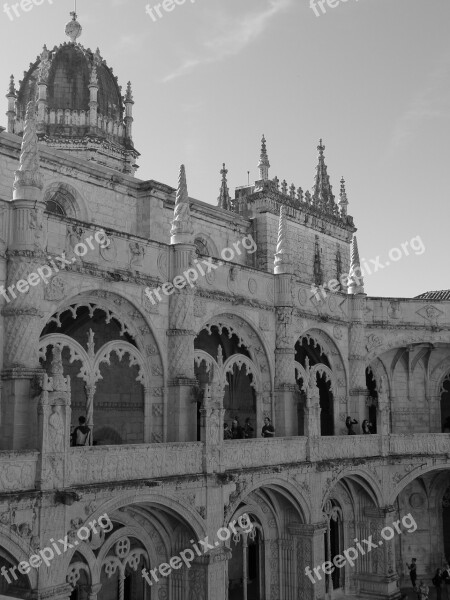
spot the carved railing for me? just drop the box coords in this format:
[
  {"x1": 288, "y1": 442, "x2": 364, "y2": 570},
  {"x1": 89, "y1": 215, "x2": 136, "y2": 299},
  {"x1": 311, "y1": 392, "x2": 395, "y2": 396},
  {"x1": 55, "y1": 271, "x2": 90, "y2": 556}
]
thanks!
[
  {"x1": 68, "y1": 442, "x2": 203, "y2": 486},
  {"x1": 310, "y1": 435, "x2": 382, "y2": 462},
  {"x1": 389, "y1": 433, "x2": 450, "y2": 456},
  {"x1": 0, "y1": 451, "x2": 38, "y2": 492},
  {"x1": 219, "y1": 437, "x2": 307, "y2": 471}
]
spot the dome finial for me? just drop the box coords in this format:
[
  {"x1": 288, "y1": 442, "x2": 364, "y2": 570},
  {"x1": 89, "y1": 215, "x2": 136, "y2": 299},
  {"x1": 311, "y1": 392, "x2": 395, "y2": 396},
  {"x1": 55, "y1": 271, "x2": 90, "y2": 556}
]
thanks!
[{"x1": 65, "y1": 11, "x2": 82, "y2": 43}]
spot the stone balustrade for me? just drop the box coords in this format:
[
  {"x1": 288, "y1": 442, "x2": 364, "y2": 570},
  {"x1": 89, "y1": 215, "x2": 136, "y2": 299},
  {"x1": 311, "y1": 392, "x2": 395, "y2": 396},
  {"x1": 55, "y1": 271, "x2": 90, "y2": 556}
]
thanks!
[
  {"x1": 219, "y1": 437, "x2": 307, "y2": 471},
  {"x1": 1, "y1": 435, "x2": 450, "y2": 492},
  {"x1": 0, "y1": 450, "x2": 38, "y2": 492},
  {"x1": 67, "y1": 442, "x2": 203, "y2": 486}
]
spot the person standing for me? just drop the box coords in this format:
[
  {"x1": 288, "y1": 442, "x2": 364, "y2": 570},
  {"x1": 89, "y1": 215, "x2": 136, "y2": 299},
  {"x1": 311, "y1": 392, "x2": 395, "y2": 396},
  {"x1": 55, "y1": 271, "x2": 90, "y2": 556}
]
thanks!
[
  {"x1": 406, "y1": 558, "x2": 417, "y2": 590},
  {"x1": 362, "y1": 419, "x2": 373, "y2": 434},
  {"x1": 71, "y1": 416, "x2": 91, "y2": 446},
  {"x1": 231, "y1": 417, "x2": 244, "y2": 439},
  {"x1": 261, "y1": 417, "x2": 275, "y2": 438},
  {"x1": 223, "y1": 423, "x2": 233, "y2": 440},
  {"x1": 244, "y1": 417, "x2": 254, "y2": 439},
  {"x1": 345, "y1": 416, "x2": 358, "y2": 435}
]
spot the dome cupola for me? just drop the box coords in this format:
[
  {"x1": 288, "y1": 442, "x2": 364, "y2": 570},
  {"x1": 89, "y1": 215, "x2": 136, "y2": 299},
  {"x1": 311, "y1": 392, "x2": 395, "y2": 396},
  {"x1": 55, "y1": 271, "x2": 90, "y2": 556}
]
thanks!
[{"x1": 6, "y1": 12, "x2": 139, "y2": 175}]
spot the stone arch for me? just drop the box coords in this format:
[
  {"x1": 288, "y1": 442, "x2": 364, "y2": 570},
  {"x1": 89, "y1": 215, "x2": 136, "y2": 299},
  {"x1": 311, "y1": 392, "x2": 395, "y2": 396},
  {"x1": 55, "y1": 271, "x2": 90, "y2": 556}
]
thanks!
[
  {"x1": 195, "y1": 312, "x2": 273, "y2": 434},
  {"x1": 84, "y1": 492, "x2": 207, "y2": 541},
  {"x1": 388, "y1": 463, "x2": 450, "y2": 506},
  {"x1": 366, "y1": 331, "x2": 450, "y2": 363},
  {"x1": 39, "y1": 290, "x2": 165, "y2": 444},
  {"x1": 296, "y1": 328, "x2": 348, "y2": 435},
  {"x1": 226, "y1": 481, "x2": 308, "y2": 600},
  {"x1": 43, "y1": 181, "x2": 89, "y2": 221},
  {"x1": 0, "y1": 529, "x2": 37, "y2": 588},
  {"x1": 225, "y1": 477, "x2": 310, "y2": 526},
  {"x1": 322, "y1": 468, "x2": 383, "y2": 514}
]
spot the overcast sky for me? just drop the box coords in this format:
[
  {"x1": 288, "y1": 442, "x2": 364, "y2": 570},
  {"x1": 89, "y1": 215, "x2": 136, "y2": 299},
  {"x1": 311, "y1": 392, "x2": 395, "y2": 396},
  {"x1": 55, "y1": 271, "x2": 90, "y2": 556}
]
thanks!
[{"x1": 1, "y1": 0, "x2": 449, "y2": 299}]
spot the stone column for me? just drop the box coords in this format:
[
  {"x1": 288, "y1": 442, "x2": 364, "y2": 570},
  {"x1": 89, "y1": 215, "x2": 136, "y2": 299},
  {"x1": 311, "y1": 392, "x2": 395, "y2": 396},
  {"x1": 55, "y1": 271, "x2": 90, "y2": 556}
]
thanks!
[
  {"x1": 189, "y1": 547, "x2": 232, "y2": 600},
  {"x1": 359, "y1": 507, "x2": 401, "y2": 599},
  {"x1": 378, "y1": 375, "x2": 391, "y2": 456},
  {"x1": 2, "y1": 100, "x2": 47, "y2": 450},
  {"x1": 348, "y1": 295, "x2": 369, "y2": 428},
  {"x1": 274, "y1": 302, "x2": 297, "y2": 436},
  {"x1": 200, "y1": 379, "x2": 225, "y2": 473},
  {"x1": 289, "y1": 522, "x2": 327, "y2": 600},
  {"x1": 88, "y1": 66, "x2": 99, "y2": 130},
  {"x1": 167, "y1": 246, "x2": 197, "y2": 442},
  {"x1": 36, "y1": 346, "x2": 71, "y2": 490}
]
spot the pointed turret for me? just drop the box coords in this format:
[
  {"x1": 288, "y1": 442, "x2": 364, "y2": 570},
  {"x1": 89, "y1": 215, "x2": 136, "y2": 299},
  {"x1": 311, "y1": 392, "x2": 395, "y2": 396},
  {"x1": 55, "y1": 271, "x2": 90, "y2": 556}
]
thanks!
[
  {"x1": 170, "y1": 164, "x2": 194, "y2": 245},
  {"x1": 218, "y1": 163, "x2": 232, "y2": 211},
  {"x1": 274, "y1": 205, "x2": 292, "y2": 274},
  {"x1": 6, "y1": 75, "x2": 16, "y2": 133},
  {"x1": 312, "y1": 139, "x2": 335, "y2": 212},
  {"x1": 348, "y1": 235, "x2": 365, "y2": 295},
  {"x1": 13, "y1": 101, "x2": 43, "y2": 199},
  {"x1": 339, "y1": 177, "x2": 349, "y2": 217},
  {"x1": 258, "y1": 135, "x2": 270, "y2": 181}
]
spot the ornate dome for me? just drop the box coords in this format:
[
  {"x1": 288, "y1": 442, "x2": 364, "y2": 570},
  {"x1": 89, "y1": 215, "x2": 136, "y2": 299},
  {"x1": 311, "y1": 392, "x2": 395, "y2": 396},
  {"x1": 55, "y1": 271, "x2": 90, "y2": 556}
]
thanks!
[{"x1": 6, "y1": 13, "x2": 139, "y2": 175}]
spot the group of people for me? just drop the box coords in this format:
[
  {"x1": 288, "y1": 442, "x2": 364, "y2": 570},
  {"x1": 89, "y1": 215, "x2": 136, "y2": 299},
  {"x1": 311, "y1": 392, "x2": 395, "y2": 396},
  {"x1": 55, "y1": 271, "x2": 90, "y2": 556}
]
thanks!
[
  {"x1": 223, "y1": 416, "x2": 275, "y2": 440},
  {"x1": 345, "y1": 416, "x2": 374, "y2": 435},
  {"x1": 405, "y1": 557, "x2": 450, "y2": 600}
]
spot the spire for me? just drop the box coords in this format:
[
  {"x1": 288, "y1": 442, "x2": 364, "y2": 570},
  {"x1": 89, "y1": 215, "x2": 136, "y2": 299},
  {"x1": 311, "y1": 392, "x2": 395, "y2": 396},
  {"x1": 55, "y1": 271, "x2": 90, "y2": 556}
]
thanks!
[
  {"x1": 13, "y1": 101, "x2": 43, "y2": 196},
  {"x1": 274, "y1": 205, "x2": 292, "y2": 275},
  {"x1": 65, "y1": 11, "x2": 82, "y2": 43},
  {"x1": 125, "y1": 81, "x2": 134, "y2": 103},
  {"x1": 170, "y1": 164, "x2": 194, "y2": 245},
  {"x1": 218, "y1": 163, "x2": 232, "y2": 210},
  {"x1": 7, "y1": 74, "x2": 16, "y2": 97},
  {"x1": 312, "y1": 139, "x2": 335, "y2": 212},
  {"x1": 339, "y1": 177, "x2": 349, "y2": 217},
  {"x1": 258, "y1": 134, "x2": 270, "y2": 181},
  {"x1": 348, "y1": 235, "x2": 365, "y2": 295}
]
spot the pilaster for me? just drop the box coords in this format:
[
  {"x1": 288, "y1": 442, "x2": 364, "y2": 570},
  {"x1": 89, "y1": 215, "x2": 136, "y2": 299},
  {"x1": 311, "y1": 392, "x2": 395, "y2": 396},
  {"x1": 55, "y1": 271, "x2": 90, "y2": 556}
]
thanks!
[{"x1": 289, "y1": 522, "x2": 328, "y2": 600}]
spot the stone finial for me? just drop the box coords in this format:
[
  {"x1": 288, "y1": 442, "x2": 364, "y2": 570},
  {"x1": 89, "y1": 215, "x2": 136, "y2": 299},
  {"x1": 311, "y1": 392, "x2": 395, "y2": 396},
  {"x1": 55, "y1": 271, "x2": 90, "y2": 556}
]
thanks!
[
  {"x1": 273, "y1": 176, "x2": 280, "y2": 190},
  {"x1": 65, "y1": 11, "x2": 82, "y2": 43},
  {"x1": 312, "y1": 138, "x2": 335, "y2": 214},
  {"x1": 125, "y1": 81, "x2": 134, "y2": 103},
  {"x1": 258, "y1": 134, "x2": 270, "y2": 181},
  {"x1": 274, "y1": 205, "x2": 292, "y2": 275},
  {"x1": 170, "y1": 164, "x2": 194, "y2": 245},
  {"x1": 297, "y1": 187, "x2": 303, "y2": 202},
  {"x1": 13, "y1": 101, "x2": 43, "y2": 193},
  {"x1": 218, "y1": 163, "x2": 231, "y2": 211},
  {"x1": 305, "y1": 190, "x2": 312, "y2": 205},
  {"x1": 348, "y1": 235, "x2": 365, "y2": 295},
  {"x1": 7, "y1": 74, "x2": 16, "y2": 96},
  {"x1": 289, "y1": 183, "x2": 296, "y2": 199},
  {"x1": 281, "y1": 179, "x2": 288, "y2": 195},
  {"x1": 339, "y1": 176, "x2": 349, "y2": 217}
]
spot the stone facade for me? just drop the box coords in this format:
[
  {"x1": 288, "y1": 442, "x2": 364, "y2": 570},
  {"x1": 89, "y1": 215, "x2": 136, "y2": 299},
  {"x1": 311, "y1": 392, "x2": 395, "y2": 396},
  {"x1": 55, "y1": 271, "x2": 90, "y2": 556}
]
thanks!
[{"x1": 0, "y1": 14, "x2": 449, "y2": 600}]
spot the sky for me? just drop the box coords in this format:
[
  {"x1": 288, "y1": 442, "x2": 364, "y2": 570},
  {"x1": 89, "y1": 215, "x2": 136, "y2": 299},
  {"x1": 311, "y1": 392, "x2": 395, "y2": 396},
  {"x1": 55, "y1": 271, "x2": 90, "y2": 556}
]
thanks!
[{"x1": 1, "y1": 0, "x2": 449, "y2": 299}]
